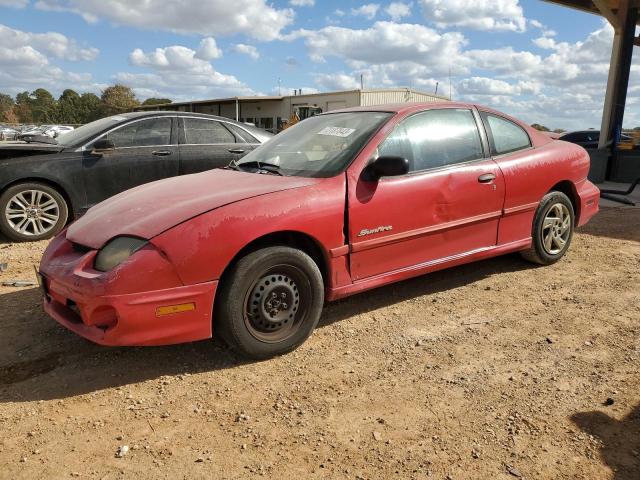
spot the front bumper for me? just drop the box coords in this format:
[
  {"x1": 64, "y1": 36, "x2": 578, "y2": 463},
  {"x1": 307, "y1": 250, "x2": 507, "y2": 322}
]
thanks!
[{"x1": 39, "y1": 233, "x2": 217, "y2": 346}]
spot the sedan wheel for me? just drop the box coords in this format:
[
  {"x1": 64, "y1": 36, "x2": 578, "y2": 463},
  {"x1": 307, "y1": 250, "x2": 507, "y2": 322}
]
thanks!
[
  {"x1": 0, "y1": 183, "x2": 68, "y2": 242},
  {"x1": 520, "y1": 191, "x2": 575, "y2": 265},
  {"x1": 541, "y1": 203, "x2": 571, "y2": 255},
  {"x1": 217, "y1": 246, "x2": 324, "y2": 359}
]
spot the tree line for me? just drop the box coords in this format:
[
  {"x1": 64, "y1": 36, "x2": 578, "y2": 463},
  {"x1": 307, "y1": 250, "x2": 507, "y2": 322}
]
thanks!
[{"x1": 0, "y1": 85, "x2": 172, "y2": 125}]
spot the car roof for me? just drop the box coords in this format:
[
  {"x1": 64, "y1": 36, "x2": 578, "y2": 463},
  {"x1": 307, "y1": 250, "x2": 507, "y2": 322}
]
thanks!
[{"x1": 119, "y1": 110, "x2": 242, "y2": 123}]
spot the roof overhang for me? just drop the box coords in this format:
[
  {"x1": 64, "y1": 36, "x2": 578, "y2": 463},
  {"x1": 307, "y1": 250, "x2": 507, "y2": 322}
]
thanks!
[{"x1": 543, "y1": 0, "x2": 640, "y2": 28}]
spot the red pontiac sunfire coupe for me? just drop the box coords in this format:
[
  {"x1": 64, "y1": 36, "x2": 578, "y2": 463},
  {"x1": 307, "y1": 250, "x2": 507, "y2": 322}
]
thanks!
[{"x1": 39, "y1": 103, "x2": 600, "y2": 358}]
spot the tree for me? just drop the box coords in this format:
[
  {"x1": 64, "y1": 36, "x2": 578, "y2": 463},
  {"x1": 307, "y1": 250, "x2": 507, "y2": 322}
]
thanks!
[
  {"x1": 56, "y1": 89, "x2": 82, "y2": 124},
  {"x1": 78, "y1": 93, "x2": 101, "y2": 123},
  {"x1": 142, "y1": 98, "x2": 172, "y2": 106},
  {"x1": 14, "y1": 91, "x2": 33, "y2": 123},
  {"x1": 100, "y1": 84, "x2": 139, "y2": 116},
  {"x1": 531, "y1": 123, "x2": 550, "y2": 132},
  {"x1": 0, "y1": 93, "x2": 14, "y2": 122},
  {"x1": 29, "y1": 88, "x2": 57, "y2": 123}
]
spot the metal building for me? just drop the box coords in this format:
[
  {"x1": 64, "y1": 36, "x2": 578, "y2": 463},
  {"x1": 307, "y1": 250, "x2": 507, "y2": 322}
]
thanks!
[{"x1": 136, "y1": 88, "x2": 448, "y2": 132}]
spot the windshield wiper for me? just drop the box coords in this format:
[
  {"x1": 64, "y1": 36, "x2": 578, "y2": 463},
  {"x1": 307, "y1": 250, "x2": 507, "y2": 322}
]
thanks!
[{"x1": 228, "y1": 160, "x2": 284, "y2": 176}]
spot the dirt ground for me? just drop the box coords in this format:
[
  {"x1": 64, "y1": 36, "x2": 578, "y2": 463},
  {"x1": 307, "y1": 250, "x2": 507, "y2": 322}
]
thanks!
[{"x1": 0, "y1": 207, "x2": 638, "y2": 480}]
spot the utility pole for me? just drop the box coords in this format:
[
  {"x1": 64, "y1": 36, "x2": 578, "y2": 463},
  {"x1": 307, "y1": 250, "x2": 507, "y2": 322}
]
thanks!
[
  {"x1": 434, "y1": 82, "x2": 439, "y2": 96},
  {"x1": 360, "y1": 74, "x2": 364, "y2": 90},
  {"x1": 278, "y1": 78, "x2": 282, "y2": 96}
]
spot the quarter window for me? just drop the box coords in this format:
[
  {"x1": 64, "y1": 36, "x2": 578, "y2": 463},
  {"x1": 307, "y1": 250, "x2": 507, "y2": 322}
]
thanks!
[
  {"x1": 378, "y1": 108, "x2": 484, "y2": 173},
  {"x1": 105, "y1": 117, "x2": 172, "y2": 148},
  {"x1": 184, "y1": 118, "x2": 235, "y2": 144},
  {"x1": 483, "y1": 113, "x2": 531, "y2": 155}
]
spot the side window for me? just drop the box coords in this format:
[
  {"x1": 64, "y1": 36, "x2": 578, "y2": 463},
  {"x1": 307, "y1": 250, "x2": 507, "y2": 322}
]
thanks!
[
  {"x1": 184, "y1": 118, "x2": 235, "y2": 144},
  {"x1": 105, "y1": 117, "x2": 172, "y2": 148},
  {"x1": 483, "y1": 113, "x2": 531, "y2": 155},
  {"x1": 226, "y1": 123, "x2": 258, "y2": 143},
  {"x1": 378, "y1": 108, "x2": 484, "y2": 173}
]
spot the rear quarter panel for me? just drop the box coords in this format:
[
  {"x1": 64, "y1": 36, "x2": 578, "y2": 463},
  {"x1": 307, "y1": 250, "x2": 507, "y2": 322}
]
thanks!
[{"x1": 495, "y1": 139, "x2": 591, "y2": 245}]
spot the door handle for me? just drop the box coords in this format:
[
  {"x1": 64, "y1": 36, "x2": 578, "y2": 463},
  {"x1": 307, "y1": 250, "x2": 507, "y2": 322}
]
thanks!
[
  {"x1": 478, "y1": 173, "x2": 496, "y2": 183},
  {"x1": 152, "y1": 150, "x2": 172, "y2": 156},
  {"x1": 228, "y1": 148, "x2": 246, "y2": 154}
]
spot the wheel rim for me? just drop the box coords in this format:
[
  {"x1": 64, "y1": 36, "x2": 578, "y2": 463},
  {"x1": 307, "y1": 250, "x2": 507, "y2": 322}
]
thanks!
[
  {"x1": 5, "y1": 189, "x2": 60, "y2": 237},
  {"x1": 243, "y1": 264, "x2": 310, "y2": 344},
  {"x1": 541, "y1": 203, "x2": 571, "y2": 255}
]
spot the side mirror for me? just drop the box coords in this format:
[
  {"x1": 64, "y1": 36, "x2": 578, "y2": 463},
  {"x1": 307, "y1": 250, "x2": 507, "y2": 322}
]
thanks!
[
  {"x1": 364, "y1": 155, "x2": 410, "y2": 181},
  {"x1": 91, "y1": 138, "x2": 115, "y2": 155}
]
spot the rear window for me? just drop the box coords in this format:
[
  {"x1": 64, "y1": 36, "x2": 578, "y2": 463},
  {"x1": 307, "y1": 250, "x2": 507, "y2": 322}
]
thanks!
[{"x1": 482, "y1": 113, "x2": 531, "y2": 155}]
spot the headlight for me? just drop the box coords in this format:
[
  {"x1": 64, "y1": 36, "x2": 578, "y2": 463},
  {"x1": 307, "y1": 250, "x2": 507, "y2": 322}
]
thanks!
[{"x1": 94, "y1": 236, "x2": 148, "y2": 272}]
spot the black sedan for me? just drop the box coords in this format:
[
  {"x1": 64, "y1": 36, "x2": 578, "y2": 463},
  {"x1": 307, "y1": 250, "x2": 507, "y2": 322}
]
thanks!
[{"x1": 0, "y1": 111, "x2": 272, "y2": 242}]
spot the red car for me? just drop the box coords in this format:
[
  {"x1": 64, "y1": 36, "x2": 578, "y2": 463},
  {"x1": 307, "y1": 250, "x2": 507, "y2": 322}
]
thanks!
[{"x1": 39, "y1": 103, "x2": 600, "y2": 358}]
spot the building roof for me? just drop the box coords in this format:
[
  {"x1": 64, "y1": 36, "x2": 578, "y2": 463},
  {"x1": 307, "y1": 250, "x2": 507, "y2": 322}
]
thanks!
[{"x1": 136, "y1": 88, "x2": 447, "y2": 110}]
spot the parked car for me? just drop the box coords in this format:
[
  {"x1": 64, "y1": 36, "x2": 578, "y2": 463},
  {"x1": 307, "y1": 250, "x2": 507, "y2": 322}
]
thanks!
[
  {"x1": 0, "y1": 126, "x2": 19, "y2": 141},
  {"x1": 0, "y1": 111, "x2": 272, "y2": 241},
  {"x1": 39, "y1": 102, "x2": 600, "y2": 358},
  {"x1": 44, "y1": 125, "x2": 75, "y2": 138},
  {"x1": 559, "y1": 129, "x2": 632, "y2": 149}
]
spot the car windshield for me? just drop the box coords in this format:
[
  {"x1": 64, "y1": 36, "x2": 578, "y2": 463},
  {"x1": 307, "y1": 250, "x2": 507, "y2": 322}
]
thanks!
[
  {"x1": 56, "y1": 115, "x2": 131, "y2": 148},
  {"x1": 235, "y1": 112, "x2": 393, "y2": 177}
]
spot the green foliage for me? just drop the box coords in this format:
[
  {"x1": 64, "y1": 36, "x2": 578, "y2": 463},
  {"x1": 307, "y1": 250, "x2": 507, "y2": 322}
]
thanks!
[
  {"x1": 531, "y1": 123, "x2": 550, "y2": 132},
  {"x1": 0, "y1": 85, "x2": 161, "y2": 126},
  {"x1": 100, "y1": 84, "x2": 140, "y2": 116},
  {"x1": 142, "y1": 98, "x2": 173, "y2": 106}
]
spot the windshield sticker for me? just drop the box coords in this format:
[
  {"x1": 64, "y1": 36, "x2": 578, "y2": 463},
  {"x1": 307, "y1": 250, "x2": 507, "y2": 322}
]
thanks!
[{"x1": 317, "y1": 126, "x2": 356, "y2": 137}]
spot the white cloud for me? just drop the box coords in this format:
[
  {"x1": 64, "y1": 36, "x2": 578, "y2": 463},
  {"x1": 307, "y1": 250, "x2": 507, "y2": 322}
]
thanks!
[
  {"x1": 289, "y1": 0, "x2": 314, "y2": 6},
  {"x1": 0, "y1": 0, "x2": 28, "y2": 6},
  {"x1": 385, "y1": 2, "x2": 412, "y2": 21},
  {"x1": 0, "y1": 25, "x2": 101, "y2": 96},
  {"x1": 231, "y1": 44, "x2": 260, "y2": 60},
  {"x1": 122, "y1": 44, "x2": 255, "y2": 101},
  {"x1": 0, "y1": 23, "x2": 99, "y2": 61},
  {"x1": 285, "y1": 21, "x2": 466, "y2": 72},
  {"x1": 195, "y1": 37, "x2": 222, "y2": 60},
  {"x1": 418, "y1": 0, "x2": 526, "y2": 32},
  {"x1": 315, "y1": 73, "x2": 360, "y2": 91},
  {"x1": 351, "y1": 4, "x2": 380, "y2": 20},
  {"x1": 34, "y1": 0, "x2": 294, "y2": 41}
]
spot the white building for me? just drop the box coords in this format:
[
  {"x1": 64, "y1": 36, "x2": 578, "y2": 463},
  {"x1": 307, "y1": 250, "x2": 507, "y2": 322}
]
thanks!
[{"x1": 136, "y1": 88, "x2": 449, "y2": 132}]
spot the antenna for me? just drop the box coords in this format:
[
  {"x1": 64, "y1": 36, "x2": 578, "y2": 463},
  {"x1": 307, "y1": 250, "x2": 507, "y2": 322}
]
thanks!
[
  {"x1": 278, "y1": 78, "x2": 281, "y2": 96},
  {"x1": 360, "y1": 74, "x2": 364, "y2": 90},
  {"x1": 435, "y1": 82, "x2": 439, "y2": 96},
  {"x1": 449, "y1": 67, "x2": 452, "y2": 100}
]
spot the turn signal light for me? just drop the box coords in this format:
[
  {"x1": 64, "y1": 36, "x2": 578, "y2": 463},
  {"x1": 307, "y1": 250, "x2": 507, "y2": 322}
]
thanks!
[{"x1": 155, "y1": 303, "x2": 196, "y2": 317}]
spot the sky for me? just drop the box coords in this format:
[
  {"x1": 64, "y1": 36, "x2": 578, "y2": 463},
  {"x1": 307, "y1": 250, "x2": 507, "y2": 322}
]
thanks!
[{"x1": 0, "y1": 0, "x2": 638, "y2": 130}]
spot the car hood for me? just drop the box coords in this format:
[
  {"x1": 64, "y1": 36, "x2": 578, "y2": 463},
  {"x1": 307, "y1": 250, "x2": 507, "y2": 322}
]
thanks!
[
  {"x1": 66, "y1": 169, "x2": 320, "y2": 249},
  {"x1": 0, "y1": 142, "x2": 63, "y2": 159}
]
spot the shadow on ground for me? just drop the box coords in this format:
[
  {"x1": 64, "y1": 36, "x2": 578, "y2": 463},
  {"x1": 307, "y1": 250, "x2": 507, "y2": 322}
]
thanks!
[
  {"x1": 0, "y1": 253, "x2": 533, "y2": 403},
  {"x1": 572, "y1": 403, "x2": 640, "y2": 480},
  {"x1": 578, "y1": 207, "x2": 640, "y2": 243}
]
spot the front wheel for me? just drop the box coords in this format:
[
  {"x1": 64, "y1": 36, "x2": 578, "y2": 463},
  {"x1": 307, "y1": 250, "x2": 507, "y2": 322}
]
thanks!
[
  {"x1": 520, "y1": 191, "x2": 575, "y2": 265},
  {"x1": 215, "y1": 246, "x2": 324, "y2": 359},
  {"x1": 0, "y1": 182, "x2": 69, "y2": 242}
]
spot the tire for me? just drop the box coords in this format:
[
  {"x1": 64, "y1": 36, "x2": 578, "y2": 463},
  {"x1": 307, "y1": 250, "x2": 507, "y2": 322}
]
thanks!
[
  {"x1": 216, "y1": 246, "x2": 324, "y2": 359},
  {"x1": 520, "y1": 191, "x2": 575, "y2": 265},
  {"x1": 0, "y1": 182, "x2": 69, "y2": 242}
]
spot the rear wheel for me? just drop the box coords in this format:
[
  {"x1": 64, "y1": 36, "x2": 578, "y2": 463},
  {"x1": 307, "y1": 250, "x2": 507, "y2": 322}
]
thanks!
[
  {"x1": 216, "y1": 246, "x2": 324, "y2": 359},
  {"x1": 520, "y1": 191, "x2": 574, "y2": 265},
  {"x1": 0, "y1": 182, "x2": 68, "y2": 242}
]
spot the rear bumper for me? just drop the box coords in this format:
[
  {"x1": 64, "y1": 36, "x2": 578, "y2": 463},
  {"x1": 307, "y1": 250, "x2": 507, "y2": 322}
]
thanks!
[
  {"x1": 576, "y1": 179, "x2": 600, "y2": 227},
  {"x1": 42, "y1": 277, "x2": 217, "y2": 346}
]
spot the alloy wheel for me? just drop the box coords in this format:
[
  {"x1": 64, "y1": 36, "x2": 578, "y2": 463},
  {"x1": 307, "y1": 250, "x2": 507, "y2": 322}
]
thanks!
[
  {"x1": 5, "y1": 189, "x2": 60, "y2": 237},
  {"x1": 541, "y1": 203, "x2": 571, "y2": 255}
]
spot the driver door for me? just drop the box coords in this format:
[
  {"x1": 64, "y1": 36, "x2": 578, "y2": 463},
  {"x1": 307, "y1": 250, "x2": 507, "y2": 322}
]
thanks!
[{"x1": 348, "y1": 107, "x2": 506, "y2": 281}]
